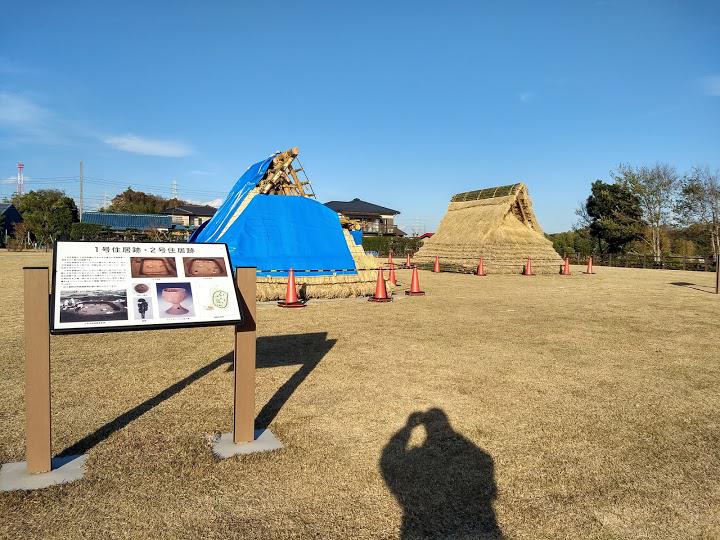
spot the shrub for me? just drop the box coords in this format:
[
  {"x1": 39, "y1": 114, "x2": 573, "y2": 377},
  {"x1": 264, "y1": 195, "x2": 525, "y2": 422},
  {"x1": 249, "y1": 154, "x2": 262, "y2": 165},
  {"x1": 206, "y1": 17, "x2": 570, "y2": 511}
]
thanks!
[
  {"x1": 69, "y1": 222, "x2": 109, "y2": 241},
  {"x1": 362, "y1": 236, "x2": 423, "y2": 256}
]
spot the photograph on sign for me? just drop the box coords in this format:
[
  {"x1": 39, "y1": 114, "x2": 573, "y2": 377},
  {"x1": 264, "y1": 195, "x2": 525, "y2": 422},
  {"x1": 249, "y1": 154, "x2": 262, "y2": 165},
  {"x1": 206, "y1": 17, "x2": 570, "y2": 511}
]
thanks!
[{"x1": 51, "y1": 242, "x2": 242, "y2": 334}]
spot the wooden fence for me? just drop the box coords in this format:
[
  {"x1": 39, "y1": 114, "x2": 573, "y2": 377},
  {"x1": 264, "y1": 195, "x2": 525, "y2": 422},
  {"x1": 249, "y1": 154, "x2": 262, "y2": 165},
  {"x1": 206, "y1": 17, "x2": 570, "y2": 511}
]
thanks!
[{"x1": 569, "y1": 253, "x2": 718, "y2": 273}]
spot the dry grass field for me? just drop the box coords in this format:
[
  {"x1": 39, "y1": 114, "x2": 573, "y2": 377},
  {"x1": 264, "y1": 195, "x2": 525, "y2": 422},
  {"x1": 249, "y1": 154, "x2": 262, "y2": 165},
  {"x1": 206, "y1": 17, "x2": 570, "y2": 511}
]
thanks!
[{"x1": 1, "y1": 251, "x2": 719, "y2": 539}]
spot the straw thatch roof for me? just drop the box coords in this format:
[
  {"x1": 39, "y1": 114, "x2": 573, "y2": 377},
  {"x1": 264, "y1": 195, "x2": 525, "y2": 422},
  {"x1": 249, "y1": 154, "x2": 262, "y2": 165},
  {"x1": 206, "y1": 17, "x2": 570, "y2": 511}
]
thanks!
[{"x1": 414, "y1": 183, "x2": 563, "y2": 274}]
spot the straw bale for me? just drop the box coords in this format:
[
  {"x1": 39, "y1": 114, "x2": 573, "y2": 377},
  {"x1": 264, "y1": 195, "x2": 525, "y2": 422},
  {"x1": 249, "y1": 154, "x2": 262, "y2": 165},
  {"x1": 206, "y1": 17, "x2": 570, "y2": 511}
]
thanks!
[{"x1": 254, "y1": 230, "x2": 384, "y2": 300}]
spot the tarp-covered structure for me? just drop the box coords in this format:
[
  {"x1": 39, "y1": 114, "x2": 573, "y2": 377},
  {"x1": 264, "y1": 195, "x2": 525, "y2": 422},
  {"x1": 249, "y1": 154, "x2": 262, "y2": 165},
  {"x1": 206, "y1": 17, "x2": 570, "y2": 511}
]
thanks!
[
  {"x1": 414, "y1": 183, "x2": 563, "y2": 274},
  {"x1": 191, "y1": 148, "x2": 380, "y2": 299}
]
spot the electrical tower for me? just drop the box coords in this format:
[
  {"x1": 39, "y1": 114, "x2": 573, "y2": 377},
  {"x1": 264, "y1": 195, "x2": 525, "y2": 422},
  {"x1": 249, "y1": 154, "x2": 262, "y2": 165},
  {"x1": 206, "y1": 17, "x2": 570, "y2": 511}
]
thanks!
[
  {"x1": 171, "y1": 179, "x2": 178, "y2": 200},
  {"x1": 16, "y1": 162, "x2": 24, "y2": 195}
]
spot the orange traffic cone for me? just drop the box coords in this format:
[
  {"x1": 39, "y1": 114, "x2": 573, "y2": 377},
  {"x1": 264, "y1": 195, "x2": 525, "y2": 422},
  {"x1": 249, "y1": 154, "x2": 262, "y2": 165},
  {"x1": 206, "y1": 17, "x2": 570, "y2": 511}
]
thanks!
[
  {"x1": 388, "y1": 260, "x2": 398, "y2": 286},
  {"x1": 476, "y1": 257, "x2": 487, "y2": 276},
  {"x1": 388, "y1": 251, "x2": 394, "y2": 266},
  {"x1": 278, "y1": 268, "x2": 306, "y2": 308},
  {"x1": 369, "y1": 268, "x2": 392, "y2": 302},
  {"x1": 405, "y1": 266, "x2": 426, "y2": 296},
  {"x1": 584, "y1": 256, "x2": 595, "y2": 274},
  {"x1": 560, "y1": 257, "x2": 571, "y2": 275},
  {"x1": 433, "y1": 256, "x2": 440, "y2": 273},
  {"x1": 523, "y1": 258, "x2": 535, "y2": 276},
  {"x1": 405, "y1": 253, "x2": 411, "y2": 268}
]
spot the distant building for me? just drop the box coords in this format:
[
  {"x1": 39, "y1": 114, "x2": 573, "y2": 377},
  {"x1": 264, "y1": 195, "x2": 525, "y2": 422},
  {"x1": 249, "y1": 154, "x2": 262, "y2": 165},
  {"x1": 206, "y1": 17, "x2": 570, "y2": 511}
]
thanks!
[
  {"x1": 82, "y1": 212, "x2": 173, "y2": 232},
  {"x1": 163, "y1": 204, "x2": 217, "y2": 228},
  {"x1": 324, "y1": 198, "x2": 404, "y2": 237},
  {"x1": 0, "y1": 203, "x2": 23, "y2": 243}
]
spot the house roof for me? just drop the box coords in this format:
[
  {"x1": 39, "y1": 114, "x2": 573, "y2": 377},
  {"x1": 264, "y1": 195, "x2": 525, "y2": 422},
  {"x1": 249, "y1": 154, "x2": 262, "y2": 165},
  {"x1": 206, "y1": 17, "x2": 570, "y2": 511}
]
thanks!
[
  {"x1": 82, "y1": 212, "x2": 173, "y2": 231},
  {"x1": 0, "y1": 203, "x2": 14, "y2": 214},
  {"x1": 163, "y1": 204, "x2": 217, "y2": 217},
  {"x1": 324, "y1": 198, "x2": 399, "y2": 215}
]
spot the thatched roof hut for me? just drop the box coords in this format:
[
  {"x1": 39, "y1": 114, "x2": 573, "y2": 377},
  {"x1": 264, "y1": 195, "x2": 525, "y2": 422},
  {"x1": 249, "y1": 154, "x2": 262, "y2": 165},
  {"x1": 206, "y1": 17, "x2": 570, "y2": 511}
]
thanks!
[
  {"x1": 414, "y1": 183, "x2": 563, "y2": 274},
  {"x1": 191, "y1": 148, "x2": 385, "y2": 300}
]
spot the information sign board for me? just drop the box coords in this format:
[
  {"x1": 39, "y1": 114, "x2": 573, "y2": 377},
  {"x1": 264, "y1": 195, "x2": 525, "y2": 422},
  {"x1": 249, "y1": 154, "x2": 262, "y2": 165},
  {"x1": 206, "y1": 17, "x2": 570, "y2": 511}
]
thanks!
[{"x1": 51, "y1": 241, "x2": 242, "y2": 334}]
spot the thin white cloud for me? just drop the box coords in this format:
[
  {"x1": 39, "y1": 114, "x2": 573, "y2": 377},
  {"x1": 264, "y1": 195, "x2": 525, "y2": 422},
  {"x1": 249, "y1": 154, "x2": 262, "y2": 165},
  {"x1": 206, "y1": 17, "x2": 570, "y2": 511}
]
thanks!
[
  {"x1": 0, "y1": 92, "x2": 49, "y2": 127},
  {"x1": 103, "y1": 134, "x2": 194, "y2": 157},
  {"x1": 518, "y1": 92, "x2": 534, "y2": 104},
  {"x1": 188, "y1": 198, "x2": 224, "y2": 207},
  {"x1": 0, "y1": 92, "x2": 65, "y2": 145},
  {"x1": 188, "y1": 169, "x2": 214, "y2": 176},
  {"x1": 700, "y1": 75, "x2": 720, "y2": 96},
  {"x1": 0, "y1": 93, "x2": 194, "y2": 156}
]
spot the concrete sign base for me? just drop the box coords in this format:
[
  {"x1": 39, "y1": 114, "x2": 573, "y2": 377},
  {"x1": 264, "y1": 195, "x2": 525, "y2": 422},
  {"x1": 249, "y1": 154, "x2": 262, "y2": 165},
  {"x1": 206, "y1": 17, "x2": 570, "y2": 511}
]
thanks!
[
  {"x1": 0, "y1": 455, "x2": 87, "y2": 492},
  {"x1": 212, "y1": 430, "x2": 282, "y2": 459}
]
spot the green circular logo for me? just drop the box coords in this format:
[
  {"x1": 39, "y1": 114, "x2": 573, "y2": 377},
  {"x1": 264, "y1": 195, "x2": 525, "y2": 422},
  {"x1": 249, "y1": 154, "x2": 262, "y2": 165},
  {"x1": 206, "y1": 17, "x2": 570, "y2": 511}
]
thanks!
[{"x1": 212, "y1": 289, "x2": 229, "y2": 309}]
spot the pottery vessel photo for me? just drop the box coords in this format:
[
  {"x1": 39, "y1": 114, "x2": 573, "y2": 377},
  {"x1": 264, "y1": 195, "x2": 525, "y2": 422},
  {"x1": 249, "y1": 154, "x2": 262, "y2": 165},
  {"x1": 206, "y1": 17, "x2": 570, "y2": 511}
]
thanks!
[
  {"x1": 142, "y1": 259, "x2": 171, "y2": 276},
  {"x1": 161, "y1": 287, "x2": 189, "y2": 315},
  {"x1": 184, "y1": 257, "x2": 227, "y2": 277}
]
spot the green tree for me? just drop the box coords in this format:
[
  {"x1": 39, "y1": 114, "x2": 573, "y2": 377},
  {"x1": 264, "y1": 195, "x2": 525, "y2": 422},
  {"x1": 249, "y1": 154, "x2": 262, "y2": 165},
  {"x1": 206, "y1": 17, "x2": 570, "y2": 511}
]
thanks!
[
  {"x1": 585, "y1": 180, "x2": 644, "y2": 253},
  {"x1": 12, "y1": 190, "x2": 78, "y2": 246},
  {"x1": 104, "y1": 188, "x2": 186, "y2": 214},
  {"x1": 547, "y1": 228, "x2": 595, "y2": 258}
]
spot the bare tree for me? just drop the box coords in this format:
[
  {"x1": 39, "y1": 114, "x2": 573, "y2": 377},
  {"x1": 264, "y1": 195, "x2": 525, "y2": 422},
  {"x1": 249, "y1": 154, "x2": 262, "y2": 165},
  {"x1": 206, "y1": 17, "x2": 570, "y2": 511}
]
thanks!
[
  {"x1": 613, "y1": 163, "x2": 678, "y2": 260},
  {"x1": 574, "y1": 202, "x2": 592, "y2": 229},
  {"x1": 675, "y1": 166, "x2": 720, "y2": 262}
]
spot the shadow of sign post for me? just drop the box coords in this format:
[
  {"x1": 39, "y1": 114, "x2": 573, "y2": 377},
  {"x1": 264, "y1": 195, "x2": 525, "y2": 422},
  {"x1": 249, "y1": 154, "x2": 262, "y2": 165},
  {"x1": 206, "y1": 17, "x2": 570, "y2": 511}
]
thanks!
[{"x1": 58, "y1": 332, "x2": 335, "y2": 457}]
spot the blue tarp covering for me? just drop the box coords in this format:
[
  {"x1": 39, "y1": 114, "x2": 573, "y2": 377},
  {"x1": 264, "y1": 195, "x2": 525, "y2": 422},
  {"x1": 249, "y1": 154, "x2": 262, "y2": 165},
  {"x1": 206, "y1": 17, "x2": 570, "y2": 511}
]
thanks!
[
  {"x1": 350, "y1": 229, "x2": 363, "y2": 246},
  {"x1": 191, "y1": 154, "x2": 357, "y2": 277}
]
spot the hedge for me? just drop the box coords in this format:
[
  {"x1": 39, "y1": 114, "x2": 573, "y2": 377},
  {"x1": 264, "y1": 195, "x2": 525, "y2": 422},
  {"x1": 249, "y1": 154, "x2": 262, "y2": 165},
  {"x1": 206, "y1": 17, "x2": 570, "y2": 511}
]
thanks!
[{"x1": 361, "y1": 236, "x2": 423, "y2": 256}]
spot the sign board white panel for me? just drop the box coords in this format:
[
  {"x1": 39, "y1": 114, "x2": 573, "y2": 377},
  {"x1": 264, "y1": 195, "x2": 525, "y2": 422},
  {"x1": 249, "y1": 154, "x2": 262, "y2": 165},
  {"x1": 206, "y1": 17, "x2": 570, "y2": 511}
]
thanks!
[{"x1": 51, "y1": 241, "x2": 242, "y2": 334}]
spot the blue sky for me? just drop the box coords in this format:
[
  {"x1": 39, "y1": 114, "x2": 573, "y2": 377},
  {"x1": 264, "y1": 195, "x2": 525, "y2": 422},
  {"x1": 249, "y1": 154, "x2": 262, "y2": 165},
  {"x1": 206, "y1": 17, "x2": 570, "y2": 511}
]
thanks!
[{"x1": 1, "y1": 0, "x2": 718, "y2": 233}]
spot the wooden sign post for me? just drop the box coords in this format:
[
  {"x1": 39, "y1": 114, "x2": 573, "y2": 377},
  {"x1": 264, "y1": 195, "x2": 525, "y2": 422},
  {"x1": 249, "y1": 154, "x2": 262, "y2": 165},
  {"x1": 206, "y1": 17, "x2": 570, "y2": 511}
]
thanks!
[
  {"x1": 24, "y1": 267, "x2": 52, "y2": 474},
  {"x1": 233, "y1": 267, "x2": 256, "y2": 443},
  {"x1": 212, "y1": 266, "x2": 282, "y2": 458}
]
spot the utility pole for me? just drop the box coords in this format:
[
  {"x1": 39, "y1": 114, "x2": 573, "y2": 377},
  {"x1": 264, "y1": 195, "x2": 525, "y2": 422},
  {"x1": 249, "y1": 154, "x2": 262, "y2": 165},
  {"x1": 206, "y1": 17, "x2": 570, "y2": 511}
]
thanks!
[
  {"x1": 16, "y1": 162, "x2": 24, "y2": 195},
  {"x1": 79, "y1": 160, "x2": 84, "y2": 221}
]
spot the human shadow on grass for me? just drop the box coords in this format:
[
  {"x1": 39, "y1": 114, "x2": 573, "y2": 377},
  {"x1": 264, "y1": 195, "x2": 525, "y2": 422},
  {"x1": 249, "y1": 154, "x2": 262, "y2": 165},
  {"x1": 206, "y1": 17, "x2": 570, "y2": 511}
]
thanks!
[
  {"x1": 380, "y1": 408, "x2": 503, "y2": 539},
  {"x1": 59, "y1": 332, "x2": 334, "y2": 457},
  {"x1": 669, "y1": 281, "x2": 717, "y2": 294}
]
